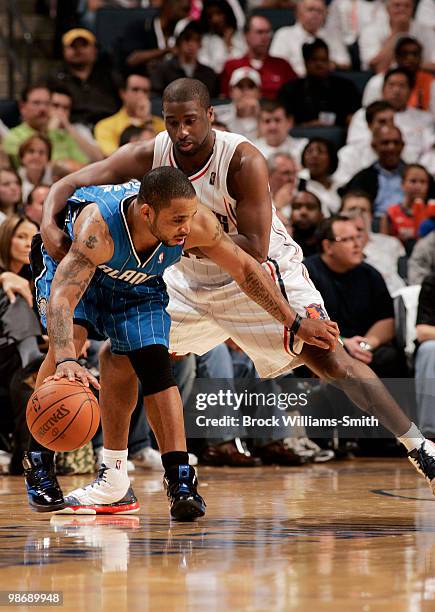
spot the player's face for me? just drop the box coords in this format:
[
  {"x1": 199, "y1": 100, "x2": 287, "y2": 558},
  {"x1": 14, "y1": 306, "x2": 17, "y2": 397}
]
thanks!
[
  {"x1": 149, "y1": 196, "x2": 198, "y2": 246},
  {"x1": 164, "y1": 100, "x2": 213, "y2": 157}
]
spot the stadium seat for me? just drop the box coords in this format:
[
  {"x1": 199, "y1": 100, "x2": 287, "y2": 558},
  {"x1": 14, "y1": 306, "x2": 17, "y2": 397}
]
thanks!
[
  {"x1": 290, "y1": 125, "x2": 346, "y2": 149},
  {"x1": 333, "y1": 71, "x2": 374, "y2": 97},
  {"x1": 0, "y1": 99, "x2": 20, "y2": 129},
  {"x1": 251, "y1": 8, "x2": 295, "y2": 31},
  {"x1": 95, "y1": 7, "x2": 159, "y2": 54}
]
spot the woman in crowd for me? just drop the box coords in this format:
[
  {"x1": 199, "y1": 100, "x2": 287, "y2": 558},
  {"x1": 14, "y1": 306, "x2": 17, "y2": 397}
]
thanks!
[
  {"x1": 0, "y1": 168, "x2": 22, "y2": 225},
  {"x1": 17, "y1": 134, "x2": 52, "y2": 202},
  {"x1": 198, "y1": 0, "x2": 247, "y2": 73},
  {"x1": 299, "y1": 138, "x2": 341, "y2": 216},
  {"x1": 0, "y1": 215, "x2": 42, "y2": 474},
  {"x1": 381, "y1": 164, "x2": 431, "y2": 254}
]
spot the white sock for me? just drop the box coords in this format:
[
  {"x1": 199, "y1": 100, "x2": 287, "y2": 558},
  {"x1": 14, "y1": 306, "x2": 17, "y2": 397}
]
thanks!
[
  {"x1": 102, "y1": 448, "x2": 129, "y2": 477},
  {"x1": 398, "y1": 423, "x2": 425, "y2": 452}
]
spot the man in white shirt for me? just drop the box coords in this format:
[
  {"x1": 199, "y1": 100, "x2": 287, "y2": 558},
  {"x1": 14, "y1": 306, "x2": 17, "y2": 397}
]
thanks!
[
  {"x1": 270, "y1": 0, "x2": 350, "y2": 76},
  {"x1": 326, "y1": 0, "x2": 383, "y2": 47},
  {"x1": 359, "y1": 0, "x2": 435, "y2": 73},
  {"x1": 213, "y1": 67, "x2": 261, "y2": 141},
  {"x1": 346, "y1": 68, "x2": 434, "y2": 162},
  {"x1": 253, "y1": 100, "x2": 308, "y2": 162},
  {"x1": 341, "y1": 190, "x2": 406, "y2": 295}
]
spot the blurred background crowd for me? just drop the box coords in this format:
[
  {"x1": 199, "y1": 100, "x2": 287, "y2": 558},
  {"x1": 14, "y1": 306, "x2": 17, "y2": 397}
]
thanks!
[{"x1": 0, "y1": 0, "x2": 434, "y2": 476}]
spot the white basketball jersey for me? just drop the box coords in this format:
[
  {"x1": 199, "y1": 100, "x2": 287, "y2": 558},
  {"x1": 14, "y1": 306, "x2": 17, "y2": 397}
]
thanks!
[{"x1": 152, "y1": 130, "x2": 302, "y2": 287}]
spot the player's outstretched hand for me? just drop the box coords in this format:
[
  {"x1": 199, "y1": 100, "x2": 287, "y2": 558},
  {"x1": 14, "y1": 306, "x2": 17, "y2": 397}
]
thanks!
[
  {"x1": 41, "y1": 222, "x2": 72, "y2": 261},
  {"x1": 45, "y1": 362, "x2": 101, "y2": 390},
  {"x1": 297, "y1": 319, "x2": 340, "y2": 351}
]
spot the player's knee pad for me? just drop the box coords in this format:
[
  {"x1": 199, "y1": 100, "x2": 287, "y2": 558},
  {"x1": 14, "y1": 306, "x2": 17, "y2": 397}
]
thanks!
[{"x1": 127, "y1": 344, "x2": 176, "y2": 396}]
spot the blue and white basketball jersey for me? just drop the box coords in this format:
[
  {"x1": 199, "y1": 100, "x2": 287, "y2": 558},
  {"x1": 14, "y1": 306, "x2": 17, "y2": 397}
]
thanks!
[{"x1": 66, "y1": 180, "x2": 184, "y2": 296}]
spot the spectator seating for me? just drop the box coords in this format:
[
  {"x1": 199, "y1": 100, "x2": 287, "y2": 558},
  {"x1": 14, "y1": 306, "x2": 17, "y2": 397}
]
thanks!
[
  {"x1": 290, "y1": 125, "x2": 346, "y2": 149},
  {"x1": 251, "y1": 8, "x2": 295, "y2": 31},
  {"x1": 333, "y1": 70, "x2": 374, "y2": 96},
  {"x1": 95, "y1": 7, "x2": 159, "y2": 54},
  {"x1": 0, "y1": 99, "x2": 20, "y2": 129}
]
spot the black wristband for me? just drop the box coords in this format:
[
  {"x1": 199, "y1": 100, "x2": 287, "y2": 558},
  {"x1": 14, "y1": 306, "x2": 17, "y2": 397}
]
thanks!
[
  {"x1": 289, "y1": 313, "x2": 302, "y2": 335},
  {"x1": 55, "y1": 358, "x2": 81, "y2": 367}
]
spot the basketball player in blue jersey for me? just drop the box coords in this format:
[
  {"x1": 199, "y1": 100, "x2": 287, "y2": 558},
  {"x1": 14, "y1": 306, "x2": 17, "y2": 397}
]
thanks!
[
  {"x1": 27, "y1": 166, "x2": 338, "y2": 518},
  {"x1": 32, "y1": 78, "x2": 435, "y2": 510}
]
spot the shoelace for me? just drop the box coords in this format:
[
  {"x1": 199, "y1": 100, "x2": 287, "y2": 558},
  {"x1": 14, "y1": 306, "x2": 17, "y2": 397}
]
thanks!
[
  {"x1": 91, "y1": 465, "x2": 109, "y2": 489},
  {"x1": 413, "y1": 442, "x2": 435, "y2": 478}
]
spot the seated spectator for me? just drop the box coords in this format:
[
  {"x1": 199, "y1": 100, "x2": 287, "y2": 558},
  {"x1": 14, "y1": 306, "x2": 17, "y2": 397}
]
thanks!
[
  {"x1": 278, "y1": 38, "x2": 361, "y2": 128},
  {"x1": 382, "y1": 164, "x2": 432, "y2": 251},
  {"x1": 2, "y1": 84, "x2": 90, "y2": 167},
  {"x1": 17, "y1": 135, "x2": 52, "y2": 202},
  {"x1": 254, "y1": 100, "x2": 307, "y2": 162},
  {"x1": 363, "y1": 37, "x2": 435, "y2": 116},
  {"x1": 415, "y1": 0, "x2": 435, "y2": 30},
  {"x1": 341, "y1": 125, "x2": 406, "y2": 217},
  {"x1": 335, "y1": 101, "x2": 395, "y2": 187},
  {"x1": 198, "y1": 0, "x2": 247, "y2": 73},
  {"x1": 49, "y1": 85, "x2": 104, "y2": 162},
  {"x1": 221, "y1": 15, "x2": 297, "y2": 99},
  {"x1": 0, "y1": 215, "x2": 42, "y2": 473},
  {"x1": 79, "y1": 0, "x2": 144, "y2": 32},
  {"x1": 118, "y1": 0, "x2": 191, "y2": 73},
  {"x1": 359, "y1": 0, "x2": 435, "y2": 73},
  {"x1": 48, "y1": 28, "x2": 121, "y2": 127},
  {"x1": 326, "y1": 0, "x2": 382, "y2": 50},
  {"x1": 267, "y1": 152, "x2": 298, "y2": 219},
  {"x1": 24, "y1": 185, "x2": 49, "y2": 228},
  {"x1": 150, "y1": 22, "x2": 219, "y2": 98},
  {"x1": 408, "y1": 231, "x2": 435, "y2": 285},
  {"x1": 213, "y1": 67, "x2": 261, "y2": 140},
  {"x1": 290, "y1": 190, "x2": 323, "y2": 257},
  {"x1": 414, "y1": 274, "x2": 435, "y2": 437},
  {"x1": 341, "y1": 190, "x2": 406, "y2": 294},
  {"x1": 299, "y1": 137, "x2": 341, "y2": 215},
  {"x1": 0, "y1": 168, "x2": 22, "y2": 225},
  {"x1": 347, "y1": 68, "x2": 434, "y2": 163},
  {"x1": 304, "y1": 215, "x2": 408, "y2": 377},
  {"x1": 270, "y1": 0, "x2": 350, "y2": 76},
  {"x1": 94, "y1": 74, "x2": 164, "y2": 157},
  {"x1": 119, "y1": 125, "x2": 156, "y2": 147}
]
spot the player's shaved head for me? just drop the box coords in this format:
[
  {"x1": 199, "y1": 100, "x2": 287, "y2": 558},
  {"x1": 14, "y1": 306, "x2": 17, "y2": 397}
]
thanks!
[
  {"x1": 138, "y1": 166, "x2": 196, "y2": 211},
  {"x1": 163, "y1": 78, "x2": 211, "y2": 110}
]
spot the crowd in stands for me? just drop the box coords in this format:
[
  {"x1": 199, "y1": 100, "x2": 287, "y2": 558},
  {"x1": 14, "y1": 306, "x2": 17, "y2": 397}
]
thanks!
[{"x1": 0, "y1": 0, "x2": 434, "y2": 474}]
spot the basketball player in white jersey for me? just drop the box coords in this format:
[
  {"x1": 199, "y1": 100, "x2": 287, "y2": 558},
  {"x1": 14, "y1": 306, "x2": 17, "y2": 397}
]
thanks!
[{"x1": 39, "y1": 78, "x2": 435, "y2": 506}]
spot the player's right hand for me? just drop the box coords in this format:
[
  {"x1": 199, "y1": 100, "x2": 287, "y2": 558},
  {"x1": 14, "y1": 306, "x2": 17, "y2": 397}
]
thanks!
[
  {"x1": 297, "y1": 319, "x2": 340, "y2": 351},
  {"x1": 45, "y1": 362, "x2": 101, "y2": 390},
  {"x1": 41, "y1": 222, "x2": 72, "y2": 261}
]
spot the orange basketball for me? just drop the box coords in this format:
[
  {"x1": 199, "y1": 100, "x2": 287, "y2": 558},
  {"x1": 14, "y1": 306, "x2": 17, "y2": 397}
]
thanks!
[{"x1": 26, "y1": 379, "x2": 100, "y2": 452}]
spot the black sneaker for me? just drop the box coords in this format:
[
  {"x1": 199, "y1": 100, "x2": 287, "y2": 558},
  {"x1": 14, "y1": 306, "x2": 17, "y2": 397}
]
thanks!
[
  {"x1": 164, "y1": 465, "x2": 206, "y2": 521},
  {"x1": 408, "y1": 440, "x2": 435, "y2": 494},
  {"x1": 23, "y1": 451, "x2": 65, "y2": 512}
]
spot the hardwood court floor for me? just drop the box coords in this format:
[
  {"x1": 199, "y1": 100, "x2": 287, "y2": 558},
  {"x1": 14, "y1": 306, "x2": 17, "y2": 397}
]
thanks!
[{"x1": 1, "y1": 459, "x2": 435, "y2": 611}]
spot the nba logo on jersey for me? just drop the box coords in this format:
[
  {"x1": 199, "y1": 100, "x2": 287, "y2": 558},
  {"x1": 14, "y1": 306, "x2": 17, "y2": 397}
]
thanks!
[
  {"x1": 159, "y1": 252, "x2": 164, "y2": 263},
  {"x1": 115, "y1": 460, "x2": 122, "y2": 470},
  {"x1": 209, "y1": 172, "x2": 216, "y2": 185}
]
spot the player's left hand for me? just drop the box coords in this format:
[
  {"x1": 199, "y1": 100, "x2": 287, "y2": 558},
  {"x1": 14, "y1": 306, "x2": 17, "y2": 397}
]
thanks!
[{"x1": 45, "y1": 361, "x2": 101, "y2": 390}]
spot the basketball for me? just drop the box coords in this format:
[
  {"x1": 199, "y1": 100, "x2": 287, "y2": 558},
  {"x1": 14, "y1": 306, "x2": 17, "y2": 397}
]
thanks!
[{"x1": 26, "y1": 379, "x2": 100, "y2": 452}]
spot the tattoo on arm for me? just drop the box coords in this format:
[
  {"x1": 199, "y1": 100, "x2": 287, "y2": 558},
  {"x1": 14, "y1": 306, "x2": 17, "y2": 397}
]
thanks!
[
  {"x1": 47, "y1": 240, "x2": 97, "y2": 357},
  {"x1": 211, "y1": 218, "x2": 223, "y2": 243},
  {"x1": 239, "y1": 268, "x2": 291, "y2": 325},
  {"x1": 85, "y1": 235, "x2": 98, "y2": 249}
]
